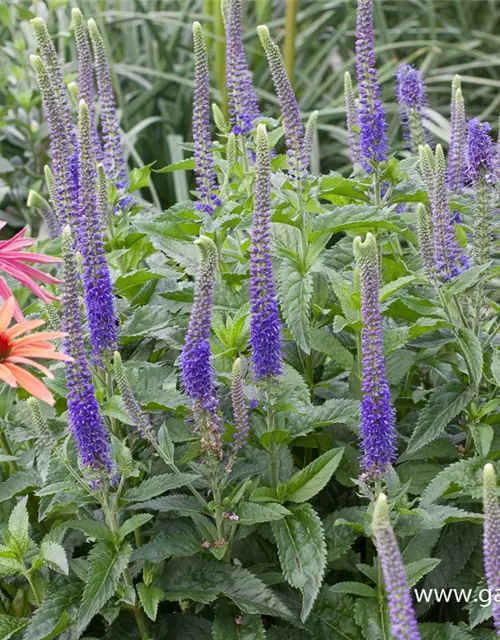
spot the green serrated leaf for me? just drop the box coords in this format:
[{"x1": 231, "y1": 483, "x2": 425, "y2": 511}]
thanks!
[
  {"x1": 310, "y1": 328, "x2": 354, "y2": 370},
  {"x1": 24, "y1": 580, "x2": 82, "y2": 640},
  {"x1": 284, "y1": 448, "x2": 343, "y2": 503},
  {"x1": 0, "y1": 615, "x2": 28, "y2": 640},
  {"x1": 278, "y1": 260, "x2": 313, "y2": 354},
  {"x1": 212, "y1": 601, "x2": 266, "y2": 639},
  {"x1": 235, "y1": 502, "x2": 291, "y2": 525},
  {"x1": 124, "y1": 473, "x2": 200, "y2": 502},
  {"x1": 405, "y1": 557, "x2": 441, "y2": 588},
  {"x1": 457, "y1": 328, "x2": 483, "y2": 386},
  {"x1": 40, "y1": 541, "x2": 69, "y2": 575},
  {"x1": 7, "y1": 496, "x2": 29, "y2": 557},
  {"x1": 329, "y1": 581, "x2": 376, "y2": 597},
  {"x1": 272, "y1": 503, "x2": 326, "y2": 621},
  {"x1": 0, "y1": 471, "x2": 39, "y2": 503},
  {"x1": 68, "y1": 519, "x2": 114, "y2": 542},
  {"x1": 119, "y1": 514, "x2": 153, "y2": 541},
  {"x1": 380, "y1": 275, "x2": 421, "y2": 302},
  {"x1": 136, "y1": 583, "x2": 164, "y2": 621},
  {"x1": 77, "y1": 541, "x2": 132, "y2": 634},
  {"x1": 407, "y1": 382, "x2": 474, "y2": 454}
]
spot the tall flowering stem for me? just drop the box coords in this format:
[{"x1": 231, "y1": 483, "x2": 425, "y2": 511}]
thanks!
[
  {"x1": 180, "y1": 236, "x2": 222, "y2": 457},
  {"x1": 250, "y1": 124, "x2": 282, "y2": 380},
  {"x1": 27, "y1": 190, "x2": 60, "y2": 239},
  {"x1": 304, "y1": 110, "x2": 319, "y2": 169},
  {"x1": 483, "y1": 464, "x2": 500, "y2": 634},
  {"x1": 30, "y1": 55, "x2": 73, "y2": 227},
  {"x1": 344, "y1": 71, "x2": 360, "y2": 164},
  {"x1": 415, "y1": 204, "x2": 435, "y2": 276},
  {"x1": 257, "y1": 26, "x2": 306, "y2": 181},
  {"x1": 77, "y1": 100, "x2": 118, "y2": 362},
  {"x1": 192, "y1": 22, "x2": 221, "y2": 215},
  {"x1": 372, "y1": 494, "x2": 421, "y2": 640},
  {"x1": 72, "y1": 9, "x2": 102, "y2": 162},
  {"x1": 354, "y1": 233, "x2": 396, "y2": 477},
  {"x1": 230, "y1": 357, "x2": 251, "y2": 453},
  {"x1": 60, "y1": 226, "x2": 111, "y2": 470},
  {"x1": 113, "y1": 352, "x2": 153, "y2": 442},
  {"x1": 447, "y1": 75, "x2": 467, "y2": 191},
  {"x1": 427, "y1": 145, "x2": 468, "y2": 281},
  {"x1": 395, "y1": 63, "x2": 428, "y2": 153},
  {"x1": 88, "y1": 19, "x2": 129, "y2": 195},
  {"x1": 354, "y1": 0, "x2": 389, "y2": 168},
  {"x1": 225, "y1": 0, "x2": 261, "y2": 135},
  {"x1": 468, "y1": 118, "x2": 494, "y2": 266}
]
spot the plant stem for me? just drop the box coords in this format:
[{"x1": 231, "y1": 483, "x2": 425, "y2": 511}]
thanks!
[
  {"x1": 238, "y1": 135, "x2": 252, "y2": 196},
  {"x1": 284, "y1": 0, "x2": 298, "y2": 85},
  {"x1": 0, "y1": 427, "x2": 18, "y2": 474},
  {"x1": 266, "y1": 379, "x2": 279, "y2": 489}
]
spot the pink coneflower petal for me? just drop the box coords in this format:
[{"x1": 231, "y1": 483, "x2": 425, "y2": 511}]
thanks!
[
  {"x1": 0, "y1": 279, "x2": 23, "y2": 322},
  {"x1": 7, "y1": 356, "x2": 55, "y2": 379},
  {"x1": 4, "y1": 363, "x2": 54, "y2": 405},
  {"x1": 0, "y1": 363, "x2": 17, "y2": 387},
  {"x1": 0, "y1": 297, "x2": 15, "y2": 332},
  {"x1": 6, "y1": 319, "x2": 45, "y2": 339}
]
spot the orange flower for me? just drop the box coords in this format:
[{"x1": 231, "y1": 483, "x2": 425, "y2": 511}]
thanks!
[{"x1": 0, "y1": 297, "x2": 71, "y2": 406}]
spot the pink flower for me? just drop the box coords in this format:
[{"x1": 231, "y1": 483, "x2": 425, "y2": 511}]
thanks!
[{"x1": 0, "y1": 222, "x2": 61, "y2": 321}]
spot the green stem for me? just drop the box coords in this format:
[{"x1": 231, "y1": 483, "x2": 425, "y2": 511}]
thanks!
[
  {"x1": 266, "y1": 380, "x2": 279, "y2": 489},
  {"x1": 238, "y1": 135, "x2": 252, "y2": 196},
  {"x1": 0, "y1": 428, "x2": 18, "y2": 474}
]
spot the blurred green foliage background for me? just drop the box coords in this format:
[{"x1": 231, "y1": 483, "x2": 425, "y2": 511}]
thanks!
[{"x1": 2, "y1": 0, "x2": 500, "y2": 227}]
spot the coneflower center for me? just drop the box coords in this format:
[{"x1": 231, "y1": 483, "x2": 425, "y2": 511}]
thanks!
[{"x1": 0, "y1": 333, "x2": 12, "y2": 362}]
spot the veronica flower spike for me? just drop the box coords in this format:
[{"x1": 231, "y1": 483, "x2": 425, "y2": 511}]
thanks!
[
  {"x1": 483, "y1": 464, "x2": 500, "y2": 634},
  {"x1": 447, "y1": 75, "x2": 467, "y2": 191},
  {"x1": 60, "y1": 226, "x2": 111, "y2": 470},
  {"x1": 355, "y1": 0, "x2": 389, "y2": 168},
  {"x1": 225, "y1": 0, "x2": 261, "y2": 135},
  {"x1": 192, "y1": 22, "x2": 221, "y2": 215},
  {"x1": 372, "y1": 494, "x2": 422, "y2": 639},
  {"x1": 468, "y1": 118, "x2": 494, "y2": 266},
  {"x1": 180, "y1": 236, "x2": 223, "y2": 457},
  {"x1": 344, "y1": 71, "x2": 360, "y2": 164},
  {"x1": 249, "y1": 124, "x2": 282, "y2": 380},
  {"x1": 257, "y1": 25, "x2": 307, "y2": 181},
  {"x1": 354, "y1": 233, "x2": 397, "y2": 477},
  {"x1": 395, "y1": 63, "x2": 428, "y2": 153}
]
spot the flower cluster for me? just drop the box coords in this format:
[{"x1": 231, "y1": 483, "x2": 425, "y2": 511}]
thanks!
[
  {"x1": 467, "y1": 117, "x2": 494, "y2": 184},
  {"x1": 395, "y1": 63, "x2": 428, "y2": 153},
  {"x1": 373, "y1": 494, "x2": 422, "y2": 639},
  {"x1": 354, "y1": 233, "x2": 396, "y2": 477},
  {"x1": 258, "y1": 26, "x2": 307, "y2": 181},
  {"x1": 192, "y1": 22, "x2": 221, "y2": 215},
  {"x1": 230, "y1": 357, "x2": 251, "y2": 452},
  {"x1": 249, "y1": 124, "x2": 282, "y2": 380},
  {"x1": 355, "y1": 0, "x2": 389, "y2": 167},
  {"x1": 225, "y1": 0, "x2": 261, "y2": 135},
  {"x1": 344, "y1": 71, "x2": 360, "y2": 164},
  {"x1": 60, "y1": 226, "x2": 111, "y2": 470},
  {"x1": 447, "y1": 75, "x2": 467, "y2": 191},
  {"x1": 114, "y1": 351, "x2": 153, "y2": 442},
  {"x1": 483, "y1": 464, "x2": 500, "y2": 634}
]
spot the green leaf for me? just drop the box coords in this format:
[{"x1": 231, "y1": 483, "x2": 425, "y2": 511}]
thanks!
[
  {"x1": 405, "y1": 558, "x2": 441, "y2": 588},
  {"x1": 419, "y1": 622, "x2": 477, "y2": 640},
  {"x1": 124, "y1": 473, "x2": 200, "y2": 502},
  {"x1": 77, "y1": 541, "x2": 132, "y2": 634},
  {"x1": 130, "y1": 494, "x2": 203, "y2": 515},
  {"x1": 128, "y1": 162, "x2": 154, "y2": 191},
  {"x1": 40, "y1": 541, "x2": 69, "y2": 575},
  {"x1": 272, "y1": 504, "x2": 326, "y2": 621},
  {"x1": 313, "y1": 205, "x2": 412, "y2": 238},
  {"x1": 284, "y1": 448, "x2": 343, "y2": 503},
  {"x1": 329, "y1": 582, "x2": 376, "y2": 597},
  {"x1": 155, "y1": 158, "x2": 195, "y2": 173},
  {"x1": 407, "y1": 382, "x2": 474, "y2": 453},
  {"x1": 278, "y1": 260, "x2": 313, "y2": 354},
  {"x1": 310, "y1": 588, "x2": 362, "y2": 638},
  {"x1": 101, "y1": 396, "x2": 135, "y2": 425},
  {"x1": 470, "y1": 422, "x2": 494, "y2": 457},
  {"x1": 0, "y1": 470, "x2": 39, "y2": 503},
  {"x1": 7, "y1": 496, "x2": 29, "y2": 557},
  {"x1": 136, "y1": 583, "x2": 164, "y2": 621},
  {"x1": 491, "y1": 350, "x2": 500, "y2": 386},
  {"x1": 457, "y1": 328, "x2": 483, "y2": 386},
  {"x1": 213, "y1": 602, "x2": 265, "y2": 639},
  {"x1": 310, "y1": 328, "x2": 354, "y2": 370},
  {"x1": 132, "y1": 521, "x2": 201, "y2": 562},
  {"x1": 421, "y1": 459, "x2": 483, "y2": 508},
  {"x1": 119, "y1": 514, "x2": 153, "y2": 541},
  {"x1": 68, "y1": 519, "x2": 114, "y2": 542},
  {"x1": 24, "y1": 580, "x2": 82, "y2": 640},
  {"x1": 380, "y1": 275, "x2": 421, "y2": 302},
  {"x1": 158, "y1": 424, "x2": 175, "y2": 462},
  {"x1": 443, "y1": 263, "x2": 490, "y2": 300},
  {"x1": 160, "y1": 557, "x2": 291, "y2": 618},
  {"x1": 235, "y1": 502, "x2": 291, "y2": 525},
  {"x1": 0, "y1": 615, "x2": 28, "y2": 640},
  {"x1": 353, "y1": 598, "x2": 386, "y2": 640}
]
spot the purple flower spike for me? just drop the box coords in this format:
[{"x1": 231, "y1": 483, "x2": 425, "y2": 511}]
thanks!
[
  {"x1": 344, "y1": 71, "x2": 360, "y2": 164},
  {"x1": 430, "y1": 145, "x2": 468, "y2": 280},
  {"x1": 355, "y1": 0, "x2": 389, "y2": 168},
  {"x1": 373, "y1": 494, "x2": 422, "y2": 640},
  {"x1": 30, "y1": 54, "x2": 73, "y2": 227},
  {"x1": 483, "y1": 464, "x2": 500, "y2": 634},
  {"x1": 180, "y1": 236, "x2": 223, "y2": 457},
  {"x1": 230, "y1": 358, "x2": 251, "y2": 452},
  {"x1": 114, "y1": 351, "x2": 153, "y2": 442},
  {"x1": 77, "y1": 100, "x2": 118, "y2": 362},
  {"x1": 353, "y1": 233, "x2": 396, "y2": 477},
  {"x1": 72, "y1": 9, "x2": 102, "y2": 163},
  {"x1": 468, "y1": 118, "x2": 494, "y2": 184},
  {"x1": 258, "y1": 25, "x2": 307, "y2": 181},
  {"x1": 395, "y1": 63, "x2": 428, "y2": 153},
  {"x1": 192, "y1": 22, "x2": 221, "y2": 215},
  {"x1": 61, "y1": 226, "x2": 111, "y2": 470},
  {"x1": 88, "y1": 19, "x2": 129, "y2": 200},
  {"x1": 225, "y1": 0, "x2": 261, "y2": 135},
  {"x1": 250, "y1": 124, "x2": 282, "y2": 380},
  {"x1": 447, "y1": 76, "x2": 467, "y2": 191}
]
